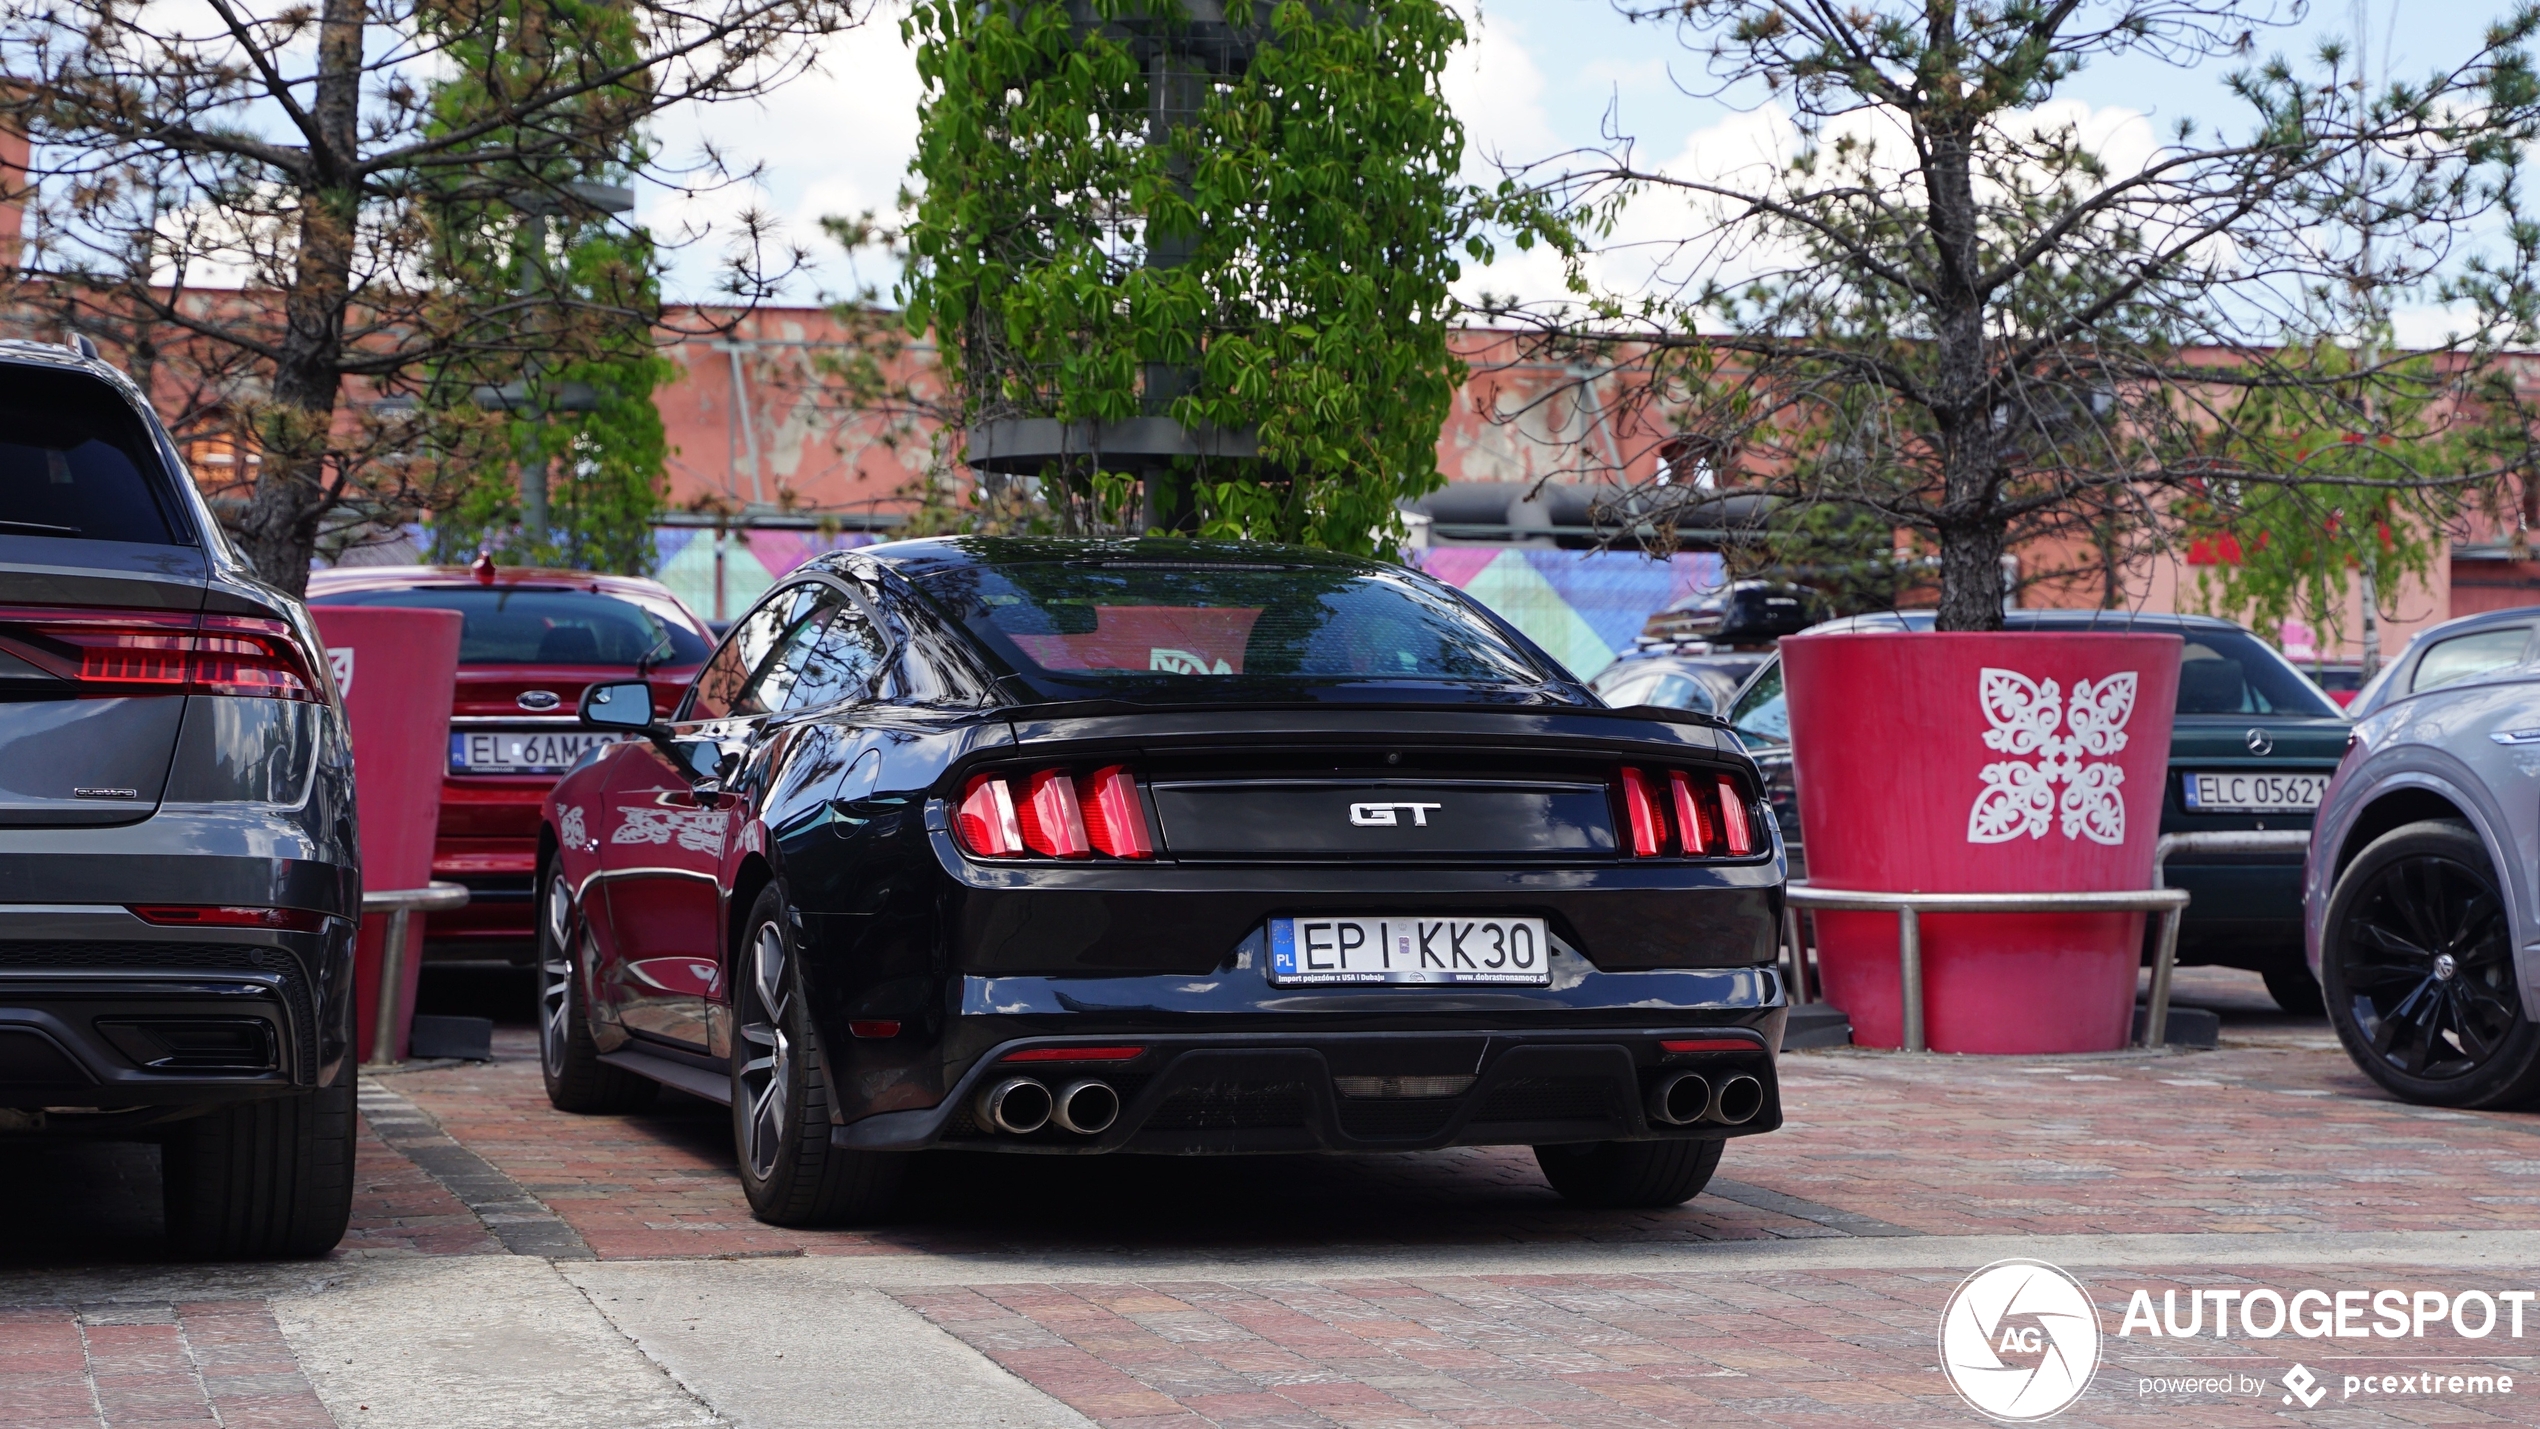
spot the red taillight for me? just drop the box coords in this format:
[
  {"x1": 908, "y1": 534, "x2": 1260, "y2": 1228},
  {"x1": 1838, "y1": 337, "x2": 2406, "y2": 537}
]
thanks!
[
  {"x1": 129, "y1": 904, "x2": 330, "y2": 932},
  {"x1": 1000, "y1": 1045, "x2": 1145, "y2": 1063},
  {"x1": 191, "y1": 616, "x2": 321, "y2": 700},
  {"x1": 1668, "y1": 770, "x2": 1718, "y2": 855},
  {"x1": 959, "y1": 766, "x2": 1155, "y2": 860},
  {"x1": 1017, "y1": 768, "x2": 1092, "y2": 858},
  {"x1": 1717, "y1": 775, "x2": 1754, "y2": 855},
  {"x1": 1617, "y1": 767, "x2": 1667, "y2": 857},
  {"x1": 1077, "y1": 766, "x2": 1153, "y2": 859},
  {"x1": 957, "y1": 774, "x2": 1023, "y2": 857},
  {"x1": 1660, "y1": 1037, "x2": 1757, "y2": 1054},
  {"x1": 0, "y1": 606, "x2": 321, "y2": 701}
]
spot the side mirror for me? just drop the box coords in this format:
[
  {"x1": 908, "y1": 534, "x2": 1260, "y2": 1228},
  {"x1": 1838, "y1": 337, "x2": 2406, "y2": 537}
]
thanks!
[{"x1": 579, "y1": 681, "x2": 655, "y2": 730}]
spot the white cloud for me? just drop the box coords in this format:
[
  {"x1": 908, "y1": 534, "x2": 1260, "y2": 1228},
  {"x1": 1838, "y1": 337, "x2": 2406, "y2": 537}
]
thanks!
[{"x1": 646, "y1": 7, "x2": 922, "y2": 301}]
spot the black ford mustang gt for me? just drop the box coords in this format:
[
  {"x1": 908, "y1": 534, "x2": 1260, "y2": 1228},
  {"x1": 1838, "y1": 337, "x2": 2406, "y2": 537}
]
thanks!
[{"x1": 540, "y1": 537, "x2": 1788, "y2": 1224}]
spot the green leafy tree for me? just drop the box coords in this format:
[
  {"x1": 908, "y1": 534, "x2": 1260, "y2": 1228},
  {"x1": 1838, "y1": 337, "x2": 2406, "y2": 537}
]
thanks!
[
  {"x1": 1492, "y1": 1, "x2": 2540, "y2": 629},
  {"x1": 899, "y1": 0, "x2": 1475, "y2": 553}
]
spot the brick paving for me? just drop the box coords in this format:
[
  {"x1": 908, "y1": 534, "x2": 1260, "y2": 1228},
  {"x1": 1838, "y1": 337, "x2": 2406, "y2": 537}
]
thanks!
[
  {"x1": 368, "y1": 1016, "x2": 2540, "y2": 1261},
  {"x1": 896, "y1": 1270, "x2": 2540, "y2": 1428},
  {"x1": 0, "y1": 1301, "x2": 335, "y2": 1429}
]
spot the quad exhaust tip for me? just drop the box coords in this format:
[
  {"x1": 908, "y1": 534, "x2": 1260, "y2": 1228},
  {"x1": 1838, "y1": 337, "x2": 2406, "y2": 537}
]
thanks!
[
  {"x1": 1052, "y1": 1080, "x2": 1120, "y2": 1135},
  {"x1": 1648, "y1": 1072, "x2": 1712, "y2": 1127},
  {"x1": 977, "y1": 1077, "x2": 1053, "y2": 1134},
  {"x1": 1647, "y1": 1071, "x2": 1765, "y2": 1126},
  {"x1": 1712, "y1": 1074, "x2": 1764, "y2": 1125}
]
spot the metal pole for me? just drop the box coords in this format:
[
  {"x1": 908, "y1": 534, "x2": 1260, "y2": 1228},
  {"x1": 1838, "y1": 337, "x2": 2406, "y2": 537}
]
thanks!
[
  {"x1": 369, "y1": 906, "x2": 412, "y2": 1068},
  {"x1": 1783, "y1": 904, "x2": 1812, "y2": 1005},
  {"x1": 1898, "y1": 905, "x2": 1925, "y2": 1053},
  {"x1": 2145, "y1": 906, "x2": 2184, "y2": 1049}
]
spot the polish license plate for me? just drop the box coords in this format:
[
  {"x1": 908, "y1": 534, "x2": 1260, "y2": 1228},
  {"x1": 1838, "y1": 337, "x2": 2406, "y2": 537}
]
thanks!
[
  {"x1": 2181, "y1": 770, "x2": 2328, "y2": 814},
  {"x1": 1268, "y1": 916, "x2": 1551, "y2": 987},
  {"x1": 449, "y1": 729, "x2": 624, "y2": 776}
]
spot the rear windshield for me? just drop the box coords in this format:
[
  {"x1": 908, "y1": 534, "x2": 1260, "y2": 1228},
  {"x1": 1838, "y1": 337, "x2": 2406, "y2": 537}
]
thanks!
[
  {"x1": 2177, "y1": 629, "x2": 2342, "y2": 716},
  {"x1": 0, "y1": 369, "x2": 184, "y2": 545},
  {"x1": 309, "y1": 586, "x2": 713, "y2": 667},
  {"x1": 919, "y1": 561, "x2": 1545, "y2": 687}
]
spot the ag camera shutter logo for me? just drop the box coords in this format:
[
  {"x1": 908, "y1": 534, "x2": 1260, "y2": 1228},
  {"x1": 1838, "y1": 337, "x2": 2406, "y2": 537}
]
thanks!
[{"x1": 1940, "y1": 1259, "x2": 2102, "y2": 1421}]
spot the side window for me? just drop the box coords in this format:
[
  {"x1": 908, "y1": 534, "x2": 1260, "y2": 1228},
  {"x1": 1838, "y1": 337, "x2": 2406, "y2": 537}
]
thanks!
[
  {"x1": 1727, "y1": 660, "x2": 1788, "y2": 742},
  {"x1": 2413, "y1": 626, "x2": 2535, "y2": 694},
  {"x1": 782, "y1": 598, "x2": 892, "y2": 711},
  {"x1": 683, "y1": 585, "x2": 819, "y2": 721},
  {"x1": 1645, "y1": 672, "x2": 1709, "y2": 713},
  {"x1": 1596, "y1": 669, "x2": 1658, "y2": 707}
]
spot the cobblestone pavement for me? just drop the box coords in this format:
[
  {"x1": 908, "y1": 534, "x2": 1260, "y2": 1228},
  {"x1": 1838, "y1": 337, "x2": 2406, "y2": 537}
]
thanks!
[
  {"x1": 0, "y1": 1301, "x2": 335, "y2": 1429},
  {"x1": 6, "y1": 967, "x2": 2540, "y2": 1427}
]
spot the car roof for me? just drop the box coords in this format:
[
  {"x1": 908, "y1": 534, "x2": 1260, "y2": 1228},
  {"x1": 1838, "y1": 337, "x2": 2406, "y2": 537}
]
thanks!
[
  {"x1": 846, "y1": 534, "x2": 1385, "y2": 581},
  {"x1": 306, "y1": 564, "x2": 685, "y2": 600}
]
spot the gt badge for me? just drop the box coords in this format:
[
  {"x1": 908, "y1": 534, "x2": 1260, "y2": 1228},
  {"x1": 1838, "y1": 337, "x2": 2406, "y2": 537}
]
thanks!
[{"x1": 1349, "y1": 801, "x2": 1441, "y2": 827}]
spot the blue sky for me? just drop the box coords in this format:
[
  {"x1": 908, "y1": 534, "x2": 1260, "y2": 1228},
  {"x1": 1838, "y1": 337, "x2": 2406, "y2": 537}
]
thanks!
[{"x1": 644, "y1": 0, "x2": 2523, "y2": 306}]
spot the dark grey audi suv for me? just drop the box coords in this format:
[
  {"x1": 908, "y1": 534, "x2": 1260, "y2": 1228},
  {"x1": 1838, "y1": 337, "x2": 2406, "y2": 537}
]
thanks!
[{"x1": 0, "y1": 339, "x2": 360, "y2": 1257}]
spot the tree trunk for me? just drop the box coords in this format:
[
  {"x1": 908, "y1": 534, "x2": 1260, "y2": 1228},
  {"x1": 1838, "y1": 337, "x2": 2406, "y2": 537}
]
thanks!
[
  {"x1": 236, "y1": 0, "x2": 366, "y2": 596},
  {"x1": 1935, "y1": 519, "x2": 2005, "y2": 630}
]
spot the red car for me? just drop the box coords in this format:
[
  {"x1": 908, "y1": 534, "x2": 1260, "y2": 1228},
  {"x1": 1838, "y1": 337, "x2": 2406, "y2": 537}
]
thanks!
[{"x1": 306, "y1": 564, "x2": 713, "y2": 963}]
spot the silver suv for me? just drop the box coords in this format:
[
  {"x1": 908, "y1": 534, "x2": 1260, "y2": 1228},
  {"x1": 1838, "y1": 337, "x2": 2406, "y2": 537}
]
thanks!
[
  {"x1": 2308, "y1": 604, "x2": 2540, "y2": 1106},
  {"x1": 0, "y1": 339, "x2": 361, "y2": 1256}
]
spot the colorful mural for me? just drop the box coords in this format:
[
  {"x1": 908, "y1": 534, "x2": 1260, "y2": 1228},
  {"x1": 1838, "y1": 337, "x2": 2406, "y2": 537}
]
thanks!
[
  {"x1": 649, "y1": 526, "x2": 880, "y2": 624},
  {"x1": 1412, "y1": 548, "x2": 1723, "y2": 681}
]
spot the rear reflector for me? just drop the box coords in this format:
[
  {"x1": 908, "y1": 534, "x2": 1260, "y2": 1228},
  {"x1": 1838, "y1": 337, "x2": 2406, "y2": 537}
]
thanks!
[
  {"x1": 1000, "y1": 1045, "x2": 1145, "y2": 1063},
  {"x1": 0, "y1": 607, "x2": 321, "y2": 701},
  {"x1": 129, "y1": 904, "x2": 330, "y2": 933},
  {"x1": 847, "y1": 1020, "x2": 901, "y2": 1039},
  {"x1": 957, "y1": 775, "x2": 1023, "y2": 857},
  {"x1": 1018, "y1": 768, "x2": 1091, "y2": 858},
  {"x1": 1660, "y1": 1037, "x2": 1758, "y2": 1054},
  {"x1": 1617, "y1": 767, "x2": 1667, "y2": 857}
]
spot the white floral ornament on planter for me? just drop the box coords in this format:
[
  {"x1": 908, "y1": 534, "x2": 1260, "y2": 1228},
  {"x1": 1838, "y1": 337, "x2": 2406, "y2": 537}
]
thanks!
[{"x1": 1966, "y1": 668, "x2": 2138, "y2": 846}]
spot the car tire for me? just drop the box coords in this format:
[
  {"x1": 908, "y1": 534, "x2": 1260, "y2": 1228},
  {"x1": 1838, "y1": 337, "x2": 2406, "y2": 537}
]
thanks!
[
  {"x1": 732, "y1": 885, "x2": 906, "y2": 1226},
  {"x1": 2322, "y1": 819, "x2": 2540, "y2": 1107},
  {"x1": 162, "y1": 1073, "x2": 354, "y2": 1259},
  {"x1": 1534, "y1": 1137, "x2": 1724, "y2": 1209},
  {"x1": 2261, "y1": 962, "x2": 2325, "y2": 1017},
  {"x1": 539, "y1": 871, "x2": 657, "y2": 1115}
]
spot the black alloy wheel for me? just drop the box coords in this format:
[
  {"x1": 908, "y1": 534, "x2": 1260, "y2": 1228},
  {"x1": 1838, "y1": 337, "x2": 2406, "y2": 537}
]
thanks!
[
  {"x1": 731, "y1": 884, "x2": 905, "y2": 1225},
  {"x1": 537, "y1": 870, "x2": 655, "y2": 1115},
  {"x1": 2323, "y1": 820, "x2": 2540, "y2": 1107}
]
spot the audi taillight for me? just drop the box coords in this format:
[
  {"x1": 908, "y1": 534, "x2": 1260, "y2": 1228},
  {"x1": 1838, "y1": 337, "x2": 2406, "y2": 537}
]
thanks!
[
  {"x1": 1617, "y1": 767, "x2": 1668, "y2": 857},
  {"x1": 0, "y1": 606, "x2": 321, "y2": 701},
  {"x1": 956, "y1": 766, "x2": 1155, "y2": 860}
]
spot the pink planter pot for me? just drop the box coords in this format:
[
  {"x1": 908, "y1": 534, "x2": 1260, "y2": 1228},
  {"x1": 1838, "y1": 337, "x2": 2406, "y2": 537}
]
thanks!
[
  {"x1": 311, "y1": 606, "x2": 462, "y2": 1062},
  {"x1": 1783, "y1": 631, "x2": 2183, "y2": 1053}
]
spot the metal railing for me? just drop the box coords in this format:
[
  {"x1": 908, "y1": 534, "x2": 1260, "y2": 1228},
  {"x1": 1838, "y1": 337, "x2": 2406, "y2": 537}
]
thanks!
[
  {"x1": 360, "y1": 882, "x2": 471, "y2": 1067},
  {"x1": 1783, "y1": 885, "x2": 2192, "y2": 1052},
  {"x1": 2144, "y1": 828, "x2": 2313, "y2": 1047}
]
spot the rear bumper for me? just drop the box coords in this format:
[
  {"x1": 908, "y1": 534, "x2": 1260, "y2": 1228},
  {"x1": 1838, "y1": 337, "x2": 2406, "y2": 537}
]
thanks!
[
  {"x1": 834, "y1": 1025, "x2": 1782, "y2": 1154},
  {"x1": 0, "y1": 906, "x2": 355, "y2": 1106}
]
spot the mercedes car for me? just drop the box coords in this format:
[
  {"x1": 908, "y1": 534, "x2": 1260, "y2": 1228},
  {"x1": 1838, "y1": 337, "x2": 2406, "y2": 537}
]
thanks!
[
  {"x1": 537, "y1": 537, "x2": 1788, "y2": 1224},
  {"x1": 0, "y1": 338, "x2": 359, "y2": 1258},
  {"x1": 2308, "y1": 610, "x2": 2540, "y2": 1107}
]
